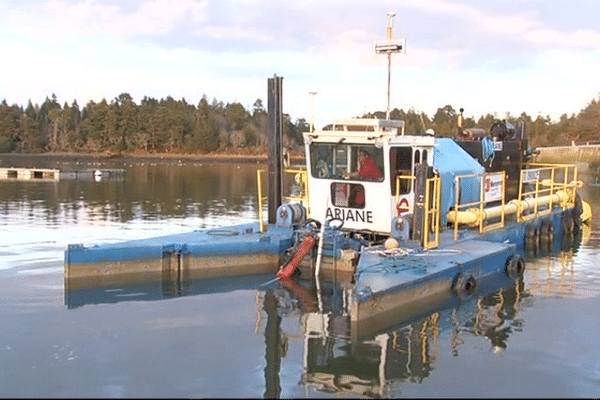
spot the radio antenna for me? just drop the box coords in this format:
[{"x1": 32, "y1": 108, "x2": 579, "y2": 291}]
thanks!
[{"x1": 373, "y1": 12, "x2": 406, "y2": 120}]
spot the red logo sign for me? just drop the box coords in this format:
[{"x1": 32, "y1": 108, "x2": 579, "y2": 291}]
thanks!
[{"x1": 396, "y1": 198, "x2": 410, "y2": 214}]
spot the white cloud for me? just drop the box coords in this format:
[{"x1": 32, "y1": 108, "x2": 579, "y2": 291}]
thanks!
[
  {"x1": 524, "y1": 28, "x2": 600, "y2": 50},
  {"x1": 1, "y1": 0, "x2": 600, "y2": 126},
  {"x1": 3, "y1": 0, "x2": 208, "y2": 39},
  {"x1": 195, "y1": 26, "x2": 275, "y2": 42},
  {"x1": 402, "y1": 0, "x2": 600, "y2": 51}
]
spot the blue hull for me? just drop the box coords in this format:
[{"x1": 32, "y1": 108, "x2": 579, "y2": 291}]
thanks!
[
  {"x1": 64, "y1": 204, "x2": 580, "y2": 339},
  {"x1": 65, "y1": 222, "x2": 294, "y2": 289},
  {"x1": 349, "y1": 206, "x2": 577, "y2": 338}
]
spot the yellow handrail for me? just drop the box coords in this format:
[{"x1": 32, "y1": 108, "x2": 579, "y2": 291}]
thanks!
[
  {"x1": 449, "y1": 163, "x2": 581, "y2": 240},
  {"x1": 256, "y1": 169, "x2": 267, "y2": 232},
  {"x1": 452, "y1": 171, "x2": 507, "y2": 241},
  {"x1": 395, "y1": 175, "x2": 415, "y2": 215},
  {"x1": 423, "y1": 174, "x2": 441, "y2": 249},
  {"x1": 517, "y1": 163, "x2": 579, "y2": 222}
]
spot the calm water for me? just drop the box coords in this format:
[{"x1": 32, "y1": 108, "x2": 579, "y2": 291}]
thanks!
[{"x1": 1, "y1": 155, "x2": 599, "y2": 398}]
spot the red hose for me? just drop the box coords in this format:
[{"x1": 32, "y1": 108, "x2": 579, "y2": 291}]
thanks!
[{"x1": 276, "y1": 234, "x2": 316, "y2": 279}]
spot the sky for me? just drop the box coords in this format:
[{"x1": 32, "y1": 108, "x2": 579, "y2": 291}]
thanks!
[{"x1": 1, "y1": 0, "x2": 600, "y2": 129}]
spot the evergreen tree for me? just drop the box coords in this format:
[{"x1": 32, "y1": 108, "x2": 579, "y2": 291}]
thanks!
[
  {"x1": 19, "y1": 100, "x2": 44, "y2": 152},
  {"x1": 137, "y1": 96, "x2": 159, "y2": 151},
  {"x1": 39, "y1": 94, "x2": 61, "y2": 151},
  {"x1": 2, "y1": 91, "x2": 600, "y2": 155},
  {"x1": 0, "y1": 100, "x2": 20, "y2": 152},
  {"x1": 66, "y1": 100, "x2": 82, "y2": 149},
  {"x1": 431, "y1": 105, "x2": 457, "y2": 137},
  {"x1": 116, "y1": 93, "x2": 138, "y2": 151},
  {"x1": 576, "y1": 96, "x2": 600, "y2": 144}
]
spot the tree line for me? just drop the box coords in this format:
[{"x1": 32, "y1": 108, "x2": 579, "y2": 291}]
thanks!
[
  {"x1": 1, "y1": 92, "x2": 599, "y2": 154},
  {"x1": 0, "y1": 93, "x2": 307, "y2": 155},
  {"x1": 366, "y1": 94, "x2": 600, "y2": 147}
]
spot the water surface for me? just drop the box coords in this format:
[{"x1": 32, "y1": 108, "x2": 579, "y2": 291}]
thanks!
[{"x1": 0, "y1": 155, "x2": 599, "y2": 398}]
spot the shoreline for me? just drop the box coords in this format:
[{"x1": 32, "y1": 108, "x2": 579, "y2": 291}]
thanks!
[{"x1": 0, "y1": 152, "x2": 306, "y2": 167}]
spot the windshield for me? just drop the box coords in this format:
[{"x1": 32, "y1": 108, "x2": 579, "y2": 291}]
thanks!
[{"x1": 309, "y1": 143, "x2": 384, "y2": 182}]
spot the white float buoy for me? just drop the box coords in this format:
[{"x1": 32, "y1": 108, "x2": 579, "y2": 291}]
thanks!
[{"x1": 384, "y1": 237, "x2": 399, "y2": 250}]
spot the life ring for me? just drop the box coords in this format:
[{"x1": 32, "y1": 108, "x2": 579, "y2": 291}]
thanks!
[
  {"x1": 453, "y1": 273, "x2": 477, "y2": 298},
  {"x1": 524, "y1": 223, "x2": 538, "y2": 247},
  {"x1": 539, "y1": 219, "x2": 553, "y2": 244},
  {"x1": 505, "y1": 254, "x2": 525, "y2": 279}
]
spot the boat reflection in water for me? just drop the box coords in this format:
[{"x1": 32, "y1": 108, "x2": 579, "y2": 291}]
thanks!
[
  {"x1": 260, "y1": 270, "x2": 525, "y2": 397},
  {"x1": 63, "y1": 232, "x2": 583, "y2": 398},
  {"x1": 262, "y1": 231, "x2": 584, "y2": 398}
]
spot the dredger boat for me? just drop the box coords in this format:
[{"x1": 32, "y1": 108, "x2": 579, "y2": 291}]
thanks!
[{"x1": 64, "y1": 19, "x2": 592, "y2": 340}]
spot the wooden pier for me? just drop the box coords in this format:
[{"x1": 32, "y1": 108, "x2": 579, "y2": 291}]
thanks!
[
  {"x1": 0, "y1": 167, "x2": 124, "y2": 181},
  {"x1": 0, "y1": 168, "x2": 60, "y2": 180}
]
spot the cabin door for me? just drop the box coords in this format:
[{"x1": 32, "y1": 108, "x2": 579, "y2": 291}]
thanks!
[{"x1": 389, "y1": 146, "x2": 414, "y2": 216}]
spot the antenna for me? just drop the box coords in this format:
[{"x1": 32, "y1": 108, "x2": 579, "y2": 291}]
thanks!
[
  {"x1": 308, "y1": 91, "x2": 317, "y2": 133},
  {"x1": 373, "y1": 12, "x2": 406, "y2": 120}
]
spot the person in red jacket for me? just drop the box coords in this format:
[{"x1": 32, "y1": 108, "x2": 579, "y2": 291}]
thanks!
[
  {"x1": 343, "y1": 148, "x2": 382, "y2": 207},
  {"x1": 343, "y1": 148, "x2": 382, "y2": 181}
]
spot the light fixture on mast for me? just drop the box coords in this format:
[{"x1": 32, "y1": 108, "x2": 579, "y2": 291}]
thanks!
[{"x1": 373, "y1": 12, "x2": 406, "y2": 120}]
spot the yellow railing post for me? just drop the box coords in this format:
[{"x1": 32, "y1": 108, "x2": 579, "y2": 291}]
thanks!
[
  {"x1": 424, "y1": 178, "x2": 431, "y2": 247},
  {"x1": 423, "y1": 174, "x2": 441, "y2": 249},
  {"x1": 256, "y1": 169, "x2": 266, "y2": 232},
  {"x1": 453, "y1": 176, "x2": 460, "y2": 242},
  {"x1": 479, "y1": 174, "x2": 485, "y2": 234}
]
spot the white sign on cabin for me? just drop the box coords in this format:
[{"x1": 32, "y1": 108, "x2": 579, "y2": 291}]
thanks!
[{"x1": 484, "y1": 172, "x2": 504, "y2": 202}]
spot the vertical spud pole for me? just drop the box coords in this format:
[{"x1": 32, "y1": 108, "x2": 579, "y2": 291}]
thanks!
[{"x1": 267, "y1": 75, "x2": 284, "y2": 225}]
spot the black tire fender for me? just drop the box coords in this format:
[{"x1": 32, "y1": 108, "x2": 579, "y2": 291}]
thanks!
[
  {"x1": 574, "y1": 193, "x2": 583, "y2": 230},
  {"x1": 539, "y1": 219, "x2": 554, "y2": 243},
  {"x1": 562, "y1": 209, "x2": 575, "y2": 235},
  {"x1": 453, "y1": 273, "x2": 477, "y2": 298},
  {"x1": 505, "y1": 254, "x2": 525, "y2": 279},
  {"x1": 524, "y1": 223, "x2": 539, "y2": 247}
]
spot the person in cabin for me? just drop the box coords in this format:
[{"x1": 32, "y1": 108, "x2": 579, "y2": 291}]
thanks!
[
  {"x1": 343, "y1": 148, "x2": 382, "y2": 208},
  {"x1": 343, "y1": 148, "x2": 382, "y2": 181}
]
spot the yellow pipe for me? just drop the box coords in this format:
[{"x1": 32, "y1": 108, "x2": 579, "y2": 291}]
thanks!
[{"x1": 447, "y1": 191, "x2": 570, "y2": 226}]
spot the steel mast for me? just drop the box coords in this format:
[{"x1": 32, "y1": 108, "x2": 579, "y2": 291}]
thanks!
[{"x1": 374, "y1": 12, "x2": 406, "y2": 120}]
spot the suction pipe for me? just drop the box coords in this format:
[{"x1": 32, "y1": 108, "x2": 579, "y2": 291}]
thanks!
[{"x1": 447, "y1": 191, "x2": 570, "y2": 226}]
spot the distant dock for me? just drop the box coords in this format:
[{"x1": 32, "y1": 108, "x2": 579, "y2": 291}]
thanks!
[
  {"x1": 533, "y1": 143, "x2": 600, "y2": 164},
  {"x1": 532, "y1": 143, "x2": 600, "y2": 185},
  {"x1": 0, "y1": 167, "x2": 124, "y2": 181}
]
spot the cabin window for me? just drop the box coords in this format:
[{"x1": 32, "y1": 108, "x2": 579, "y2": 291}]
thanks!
[
  {"x1": 389, "y1": 146, "x2": 412, "y2": 195},
  {"x1": 414, "y1": 150, "x2": 420, "y2": 170},
  {"x1": 309, "y1": 143, "x2": 383, "y2": 182},
  {"x1": 330, "y1": 182, "x2": 365, "y2": 209}
]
